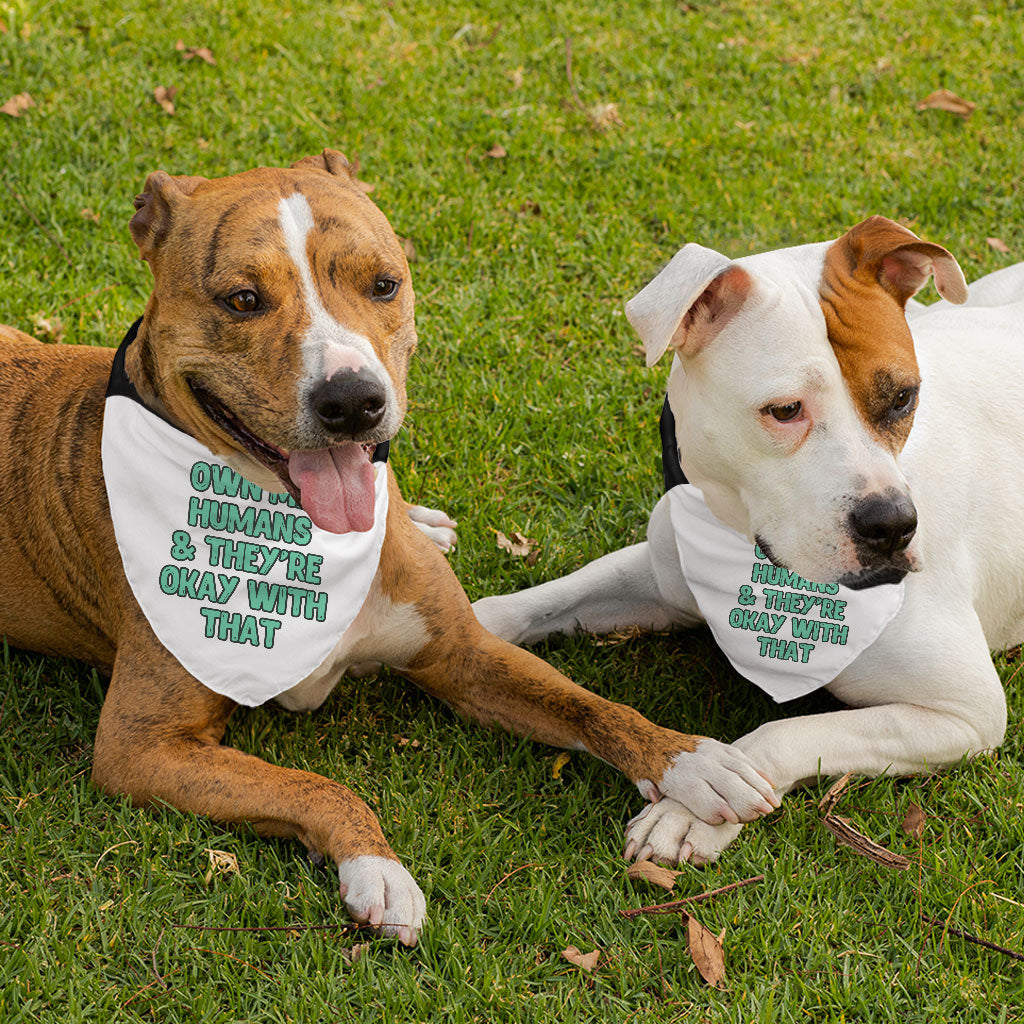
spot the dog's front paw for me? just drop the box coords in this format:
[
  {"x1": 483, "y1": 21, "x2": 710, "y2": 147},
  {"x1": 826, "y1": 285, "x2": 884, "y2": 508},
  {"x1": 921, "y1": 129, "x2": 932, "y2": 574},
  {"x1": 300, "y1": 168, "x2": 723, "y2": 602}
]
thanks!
[
  {"x1": 624, "y1": 798, "x2": 744, "y2": 867},
  {"x1": 406, "y1": 504, "x2": 457, "y2": 553},
  {"x1": 645, "y1": 737, "x2": 779, "y2": 826},
  {"x1": 337, "y1": 855, "x2": 426, "y2": 947}
]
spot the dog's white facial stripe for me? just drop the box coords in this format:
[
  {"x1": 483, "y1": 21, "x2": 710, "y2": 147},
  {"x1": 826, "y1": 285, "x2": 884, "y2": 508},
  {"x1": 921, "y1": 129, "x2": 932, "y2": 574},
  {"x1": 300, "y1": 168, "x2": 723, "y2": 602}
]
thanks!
[
  {"x1": 276, "y1": 193, "x2": 396, "y2": 426},
  {"x1": 323, "y1": 345, "x2": 367, "y2": 379}
]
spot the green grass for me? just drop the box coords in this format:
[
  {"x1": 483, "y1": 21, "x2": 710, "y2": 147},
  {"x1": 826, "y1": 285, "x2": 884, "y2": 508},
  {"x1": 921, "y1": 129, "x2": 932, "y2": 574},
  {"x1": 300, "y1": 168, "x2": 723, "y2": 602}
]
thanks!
[{"x1": 3, "y1": 0, "x2": 1024, "y2": 1020}]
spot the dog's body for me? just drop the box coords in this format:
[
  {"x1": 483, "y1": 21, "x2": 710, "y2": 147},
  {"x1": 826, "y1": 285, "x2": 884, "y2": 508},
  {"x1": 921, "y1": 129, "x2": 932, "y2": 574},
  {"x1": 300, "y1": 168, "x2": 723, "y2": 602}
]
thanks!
[
  {"x1": 0, "y1": 153, "x2": 777, "y2": 945},
  {"x1": 474, "y1": 217, "x2": 1023, "y2": 865}
]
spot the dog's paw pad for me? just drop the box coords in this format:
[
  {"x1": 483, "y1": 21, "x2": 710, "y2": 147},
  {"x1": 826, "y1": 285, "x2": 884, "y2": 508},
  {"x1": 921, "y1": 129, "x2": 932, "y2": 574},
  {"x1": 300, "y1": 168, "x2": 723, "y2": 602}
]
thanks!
[{"x1": 337, "y1": 855, "x2": 426, "y2": 947}]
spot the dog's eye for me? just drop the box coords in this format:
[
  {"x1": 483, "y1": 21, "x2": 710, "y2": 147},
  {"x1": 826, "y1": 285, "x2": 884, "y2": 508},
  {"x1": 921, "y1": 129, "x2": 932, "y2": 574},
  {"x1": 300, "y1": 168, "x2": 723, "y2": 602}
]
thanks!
[
  {"x1": 224, "y1": 290, "x2": 262, "y2": 314},
  {"x1": 768, "y1": 402, "x2": 802, "y2": 422},
  {"x1": 891, "y1": 388, "x2": 917, "y2": 414},
  {"x1": 371, "y1": 277, "x2": 399, "y2": 301}
]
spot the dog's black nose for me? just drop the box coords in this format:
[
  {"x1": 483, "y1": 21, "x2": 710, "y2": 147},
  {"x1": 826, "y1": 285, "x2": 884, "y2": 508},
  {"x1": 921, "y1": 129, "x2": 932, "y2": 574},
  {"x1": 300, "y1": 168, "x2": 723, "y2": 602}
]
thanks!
[
  {"x1": 849, "y1": 492, "x2": 917, "y2": 559},
  {"x1": 309, "y1": 373, "x2": 386, "y2": 436}
]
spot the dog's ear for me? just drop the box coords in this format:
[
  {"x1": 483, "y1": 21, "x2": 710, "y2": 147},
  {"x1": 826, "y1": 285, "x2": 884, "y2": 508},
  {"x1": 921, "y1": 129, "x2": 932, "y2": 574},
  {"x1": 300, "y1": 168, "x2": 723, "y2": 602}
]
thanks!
[
  {"x1": 289, "y1": 149, "x2": 355, "y2": 179},
  {"x1": 130, "y1": 171, "x2": 208, "y2": 261},
  {"x1": 626, "y1": 244, "x2": 753, "y2": 367},
  {"x1": 838, "y1": 216, "x2": 967, "y2": 307}
]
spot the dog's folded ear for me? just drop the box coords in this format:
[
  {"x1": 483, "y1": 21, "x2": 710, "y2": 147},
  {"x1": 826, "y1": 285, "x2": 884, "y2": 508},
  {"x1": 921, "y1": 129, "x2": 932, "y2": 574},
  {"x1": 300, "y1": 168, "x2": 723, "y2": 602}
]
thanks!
[
  {"x1": 626, "y1": 245, "x2": 753, "y2": 367},
  {"x1": 290, "y1": 149, "x2": 355, "y2": 179},
  {"x1": 838, "y1": 216, "x2": 968, "y2": 307},
  {"x1": 130, "y1": 171, "x2": 208, "y2": 261}
]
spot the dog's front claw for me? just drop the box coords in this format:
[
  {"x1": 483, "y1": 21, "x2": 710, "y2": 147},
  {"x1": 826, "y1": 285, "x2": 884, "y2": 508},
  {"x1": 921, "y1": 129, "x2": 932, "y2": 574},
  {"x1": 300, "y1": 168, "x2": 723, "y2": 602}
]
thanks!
[
  {"x1": 624, "y1": 798, "x2": 744, "y2": 867},
  {"x1": 650, "y1": 737, "x2": 780, "y2": 825},
  {"x1": 337, "y1": 855, "x2": 426, "y2": 947},
  {"x1": 406, "y1": 504, "x2": 457, "y2": 553}
]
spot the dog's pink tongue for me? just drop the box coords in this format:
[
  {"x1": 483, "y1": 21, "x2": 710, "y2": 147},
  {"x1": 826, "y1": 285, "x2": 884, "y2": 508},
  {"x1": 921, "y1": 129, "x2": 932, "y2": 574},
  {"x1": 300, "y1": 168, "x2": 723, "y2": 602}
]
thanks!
[{"x1": 287, "y1": 445, "x2": 376, "y2": 534}]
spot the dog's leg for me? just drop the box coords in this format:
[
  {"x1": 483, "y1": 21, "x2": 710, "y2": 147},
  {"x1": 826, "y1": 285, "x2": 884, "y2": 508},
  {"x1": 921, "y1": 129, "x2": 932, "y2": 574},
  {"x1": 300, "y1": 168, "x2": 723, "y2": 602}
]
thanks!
[
  {"x1": 473, "y1": 495, "x2": 699, "y2": 644},
  {"x1": 625, "y1": 606, "x2": 1007, "y2": 866},
  {"x1": 382, "y1": 508, "x2": 776, "y2": 827},
  {"x1": 93, "y1": 622, "x2": 425, "y2": 946}
]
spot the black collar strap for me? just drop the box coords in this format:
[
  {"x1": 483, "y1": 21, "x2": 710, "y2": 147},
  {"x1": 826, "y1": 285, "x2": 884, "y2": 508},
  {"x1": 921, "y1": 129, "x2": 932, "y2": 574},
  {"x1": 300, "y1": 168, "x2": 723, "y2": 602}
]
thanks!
[
  {"x1": 659, "y1": 396, "x2": 688, "y2": 491},
  {"x1": 107, "y1": 319, "x2": 390, "y2": 464}
]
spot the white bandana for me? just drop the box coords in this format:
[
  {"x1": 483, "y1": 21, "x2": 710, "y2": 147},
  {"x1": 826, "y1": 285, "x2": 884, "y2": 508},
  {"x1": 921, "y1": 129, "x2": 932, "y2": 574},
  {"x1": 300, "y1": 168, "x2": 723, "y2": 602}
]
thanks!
[
  {"x1": 101, "y1": 394, "x2": 388, "y2": 707},
  {"x1": 667, "y1": 484, "x2": 904, "y2": 702}
]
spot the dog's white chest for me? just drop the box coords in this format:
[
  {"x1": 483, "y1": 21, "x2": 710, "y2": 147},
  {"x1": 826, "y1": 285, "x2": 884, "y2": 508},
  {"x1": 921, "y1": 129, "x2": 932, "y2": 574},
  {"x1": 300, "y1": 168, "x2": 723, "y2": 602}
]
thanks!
[
  {"x1": 102, "y1": 394, "x2": 389, "y2": 707},
  {"x1": 668, "y1": 485, "x2": 905, "y2": 702}
]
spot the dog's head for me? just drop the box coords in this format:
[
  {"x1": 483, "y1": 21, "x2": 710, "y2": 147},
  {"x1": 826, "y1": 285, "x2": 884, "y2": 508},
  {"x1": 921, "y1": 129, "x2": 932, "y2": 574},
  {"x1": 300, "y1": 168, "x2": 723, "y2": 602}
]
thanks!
[
  {"x1": 629, "y1": 216, "x2": 967, "y2": 588},
  {"x1": 127, "y1": 150, "x2": 414, "y2": 533}
]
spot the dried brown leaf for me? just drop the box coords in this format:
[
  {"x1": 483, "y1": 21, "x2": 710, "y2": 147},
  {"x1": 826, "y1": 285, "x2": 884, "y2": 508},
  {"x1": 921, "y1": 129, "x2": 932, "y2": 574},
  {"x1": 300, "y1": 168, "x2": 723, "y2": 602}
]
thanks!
[
  {"x1": 400, "y1": 237, "x2": 417, "y2": 262},
  {"x1": 562, "y1": 945, "x2": 600, "y2": 972},
  {"x1": 203, "y1": 848, "x2": 240, "y2": 884},
  {"x1": 180, "y1": 44, "x2": 216, "y2": 65},
  {"x1": 1, "y1": 92, "x2": 35, "y2": 118},
  {"x1": 153, "y1": 85, "x2": 177, "y2": 115},
  {"x1": 587, "y1": 102, "x2": 623, "y2": 131},
  {"x1": 496, "y1": 530, "x2": 537, "y2": 558},
  {"x1": 626, "y1": 859, "x2": 681, "y2": 891},
  {"x1": 551, "y1": 751, "x2": 571, "y2": 779},
  {"x1": 684, "y1": 911, "x2": 727, "y2": 989},
  {"x1": 780, "y1": 47, "x2": 821, "y2": 65},
  {"x1": 80, "y1": 207, "x2": 100, "y2": 224},
  {"x1": 486, "y1": 143, "x2": 508, "y2": 159},
  {"x1": 341, "y1": 942, "x2": 370, "y2": 963},
  {"x1": 916, "y1": 88, "x2": 975, "y2": 118},
  {"x1": 30, "y1": 313, "x2": 64, "y2": 344},
  {"x1": 517, "y1": 200, "x2": 541, "y2": 216},
  {"x1": 901, "y1": 801, "x2": 926, "y2": 839},
  {"x1": 823, "y1": 814, "x2": 911, "y2": 869},
  {"x1": 987, "y1": 237, "x2": 1011, "y2": 254}
]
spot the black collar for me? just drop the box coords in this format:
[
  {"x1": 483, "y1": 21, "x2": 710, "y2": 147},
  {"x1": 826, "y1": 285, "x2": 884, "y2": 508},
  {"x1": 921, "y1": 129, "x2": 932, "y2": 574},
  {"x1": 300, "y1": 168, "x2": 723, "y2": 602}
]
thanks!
[
  {"x1": 107, "y1": 319, "x2": 390, "y2": 464},
  {"x1": 659, "y1": 396, "x2": 688, "y2": 491}
]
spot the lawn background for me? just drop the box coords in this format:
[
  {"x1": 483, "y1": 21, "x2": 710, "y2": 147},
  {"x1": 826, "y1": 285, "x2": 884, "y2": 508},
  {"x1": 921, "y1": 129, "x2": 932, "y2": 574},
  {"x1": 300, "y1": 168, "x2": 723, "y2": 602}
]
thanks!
[{"x1": 2, "y1": 0, "x2": 1023, "y2": 1020}]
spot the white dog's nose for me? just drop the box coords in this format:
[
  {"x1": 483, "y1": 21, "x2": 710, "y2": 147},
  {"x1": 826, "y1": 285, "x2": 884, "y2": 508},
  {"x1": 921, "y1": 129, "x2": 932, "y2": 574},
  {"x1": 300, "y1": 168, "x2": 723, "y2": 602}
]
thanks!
[{"x1": 849, "y1": 492, "x2": 917, "y2": 559}]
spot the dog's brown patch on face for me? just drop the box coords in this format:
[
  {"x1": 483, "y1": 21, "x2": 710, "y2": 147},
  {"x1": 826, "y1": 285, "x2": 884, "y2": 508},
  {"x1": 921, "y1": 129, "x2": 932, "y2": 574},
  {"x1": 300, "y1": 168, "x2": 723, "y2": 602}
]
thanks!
[
  {"x1": 126, "y1": 165, "x2": 415, "y2": 470},
  {"x1": 819, "y1": 220, "x2": 923, "y2": 452}
]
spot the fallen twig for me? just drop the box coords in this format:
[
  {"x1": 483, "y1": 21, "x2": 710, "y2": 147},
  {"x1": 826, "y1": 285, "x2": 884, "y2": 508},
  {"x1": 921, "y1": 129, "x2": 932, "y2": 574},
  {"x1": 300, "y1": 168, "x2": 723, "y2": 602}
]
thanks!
[
  {"x1": 818, "y1": 772, "x2": 855, "y2": 815},
  {"x1": 194, "y1": 947, "x2": 278, "y2": 981},
  {"x1": 483, "y1": 862, "x2": 539, "y2": 903},
  {"x1": 822, "y1": 814, "x2": 910, "y2": 870},
  {"x1": 151, "y1": 928, "x2": 168, "y2": 990},
  {"x1": 818, "y1": 772, "x2": 911, "y2": 869},
  {"x1": 620, "y1": 874, "x2": 764, "y2": 918},
  {"x1": 922, "y1": 914, "x2": 1024, "y2": 962},
  {"x1": 174, "y1": 921, "x2": 363, "y2": 934},
  {"x1": 57, "y1": 282, "x2": 119, "y2": 311}
]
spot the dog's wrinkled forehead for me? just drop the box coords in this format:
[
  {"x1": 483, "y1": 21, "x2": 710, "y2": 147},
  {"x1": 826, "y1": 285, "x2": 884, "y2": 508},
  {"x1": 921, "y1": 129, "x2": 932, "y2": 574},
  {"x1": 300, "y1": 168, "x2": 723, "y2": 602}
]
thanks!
[
  {"x1": 630, "y1": 216, "x2": 967, "y2": 452},
  {"x1": 131, "y1": 160, "x2": 404, "y2": 286}
]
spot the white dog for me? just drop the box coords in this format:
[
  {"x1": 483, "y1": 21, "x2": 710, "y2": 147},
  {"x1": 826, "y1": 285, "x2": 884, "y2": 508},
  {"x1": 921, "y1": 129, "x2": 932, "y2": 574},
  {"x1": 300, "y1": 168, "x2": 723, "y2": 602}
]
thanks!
[{"x1": 474, "y1": 216, "x2": 1023, "y2": 865}]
